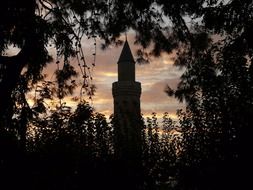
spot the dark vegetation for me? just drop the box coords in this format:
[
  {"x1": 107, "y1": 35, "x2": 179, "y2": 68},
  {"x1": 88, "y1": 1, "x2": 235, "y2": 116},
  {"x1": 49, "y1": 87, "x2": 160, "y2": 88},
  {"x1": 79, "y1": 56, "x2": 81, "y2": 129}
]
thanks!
[
  {"x1": 0, "y1": 0, "x2": 252, "y2": 189},
  {"x1": 1, "y1": 99, "x2": 179, "y2": 189}
]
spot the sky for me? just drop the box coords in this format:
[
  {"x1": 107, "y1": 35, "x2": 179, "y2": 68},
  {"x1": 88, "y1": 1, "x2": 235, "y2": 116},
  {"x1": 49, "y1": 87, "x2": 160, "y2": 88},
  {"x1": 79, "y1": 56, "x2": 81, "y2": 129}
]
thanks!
[
  {"x1": 77, "y1": 34, "x2": 185, "y2": 119},
  {"x1": 7, "y1": 33, "x2": 185, "y2": 119}
]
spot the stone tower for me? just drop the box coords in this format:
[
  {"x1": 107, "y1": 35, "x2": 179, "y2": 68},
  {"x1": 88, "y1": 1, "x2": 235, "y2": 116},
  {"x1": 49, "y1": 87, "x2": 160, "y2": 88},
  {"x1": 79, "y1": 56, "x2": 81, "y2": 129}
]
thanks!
[{"x1": 112, "y1": 40, "x2": 142, "y2": 159}]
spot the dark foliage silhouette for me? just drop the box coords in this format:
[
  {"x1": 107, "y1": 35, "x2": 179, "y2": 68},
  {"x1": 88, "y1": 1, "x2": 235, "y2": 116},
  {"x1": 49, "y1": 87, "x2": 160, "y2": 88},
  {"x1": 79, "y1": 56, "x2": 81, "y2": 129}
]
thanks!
[
  {"x1": 0, "y1": 0, "x2": 219, "y2": 126},
  {"x1": 0, "y1": 0, "x2": 252, "y2": 190},
  {"x1": 0, "y1": 97, "x2": 179, "y2": 189},
  {"x1": 165, "y1": 1, "x2": 253, "y2": 190}
]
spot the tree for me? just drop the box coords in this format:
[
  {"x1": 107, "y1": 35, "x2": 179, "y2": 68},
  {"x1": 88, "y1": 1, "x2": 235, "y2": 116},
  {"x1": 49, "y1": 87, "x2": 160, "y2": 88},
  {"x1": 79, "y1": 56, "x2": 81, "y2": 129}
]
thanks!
[
  {"x1": 0, "y1": 1, "x2": 205, "y2": 173},
  {"x1": 1, "y1": 1, "x2": 252, "y2": 189},
  {"x1": 165, "y1": 1, "x2": 253, "y2": 189},
  {"x1": 0, "y1": 0, "x2": 214, "y2": 127}
]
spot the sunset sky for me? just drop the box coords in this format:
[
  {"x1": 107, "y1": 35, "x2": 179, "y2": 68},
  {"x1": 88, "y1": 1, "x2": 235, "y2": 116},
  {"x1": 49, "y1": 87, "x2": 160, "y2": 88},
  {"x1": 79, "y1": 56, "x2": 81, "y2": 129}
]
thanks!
[
  {"x1": 7, "y1": 33, "x2": 185, "y2": 119},
  {"x1": 80, "y1": 34, "x2": 185, "y2": 119}
]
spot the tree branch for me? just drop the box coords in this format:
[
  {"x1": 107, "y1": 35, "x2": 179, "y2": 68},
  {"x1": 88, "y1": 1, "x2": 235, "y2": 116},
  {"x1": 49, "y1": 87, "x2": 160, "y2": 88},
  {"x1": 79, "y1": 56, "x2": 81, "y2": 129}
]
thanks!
[{"x1": 38, "y1": 0, "x2": 53, "y2": 11}]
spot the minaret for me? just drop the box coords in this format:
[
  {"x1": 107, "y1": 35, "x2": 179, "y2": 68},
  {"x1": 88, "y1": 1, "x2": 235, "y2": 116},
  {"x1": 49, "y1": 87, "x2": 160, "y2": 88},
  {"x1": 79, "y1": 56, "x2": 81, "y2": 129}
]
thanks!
[
  {"x1": 112, "y1": 40, "x2": 142, "y2": 159},
  {"x1": 112, "y1": 40, "x2": 141, "y2": 122}
]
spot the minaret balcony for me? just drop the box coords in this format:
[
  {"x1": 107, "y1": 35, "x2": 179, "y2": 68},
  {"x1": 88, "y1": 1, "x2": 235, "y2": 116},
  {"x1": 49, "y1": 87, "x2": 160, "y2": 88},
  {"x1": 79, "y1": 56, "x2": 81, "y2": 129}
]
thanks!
[{"x1": 112, "y1": 81, "x2": 141, "y2": 97}]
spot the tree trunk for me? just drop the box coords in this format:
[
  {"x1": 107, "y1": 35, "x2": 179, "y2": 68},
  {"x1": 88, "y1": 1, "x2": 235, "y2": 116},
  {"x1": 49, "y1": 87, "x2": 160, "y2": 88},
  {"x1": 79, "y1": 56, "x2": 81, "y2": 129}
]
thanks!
[
  {"x1": 0, "y1": 54, "x2": 27, "y2": 128},
  {"x1": 0, "y1": 0, "x2": 37, "y2": 128}
]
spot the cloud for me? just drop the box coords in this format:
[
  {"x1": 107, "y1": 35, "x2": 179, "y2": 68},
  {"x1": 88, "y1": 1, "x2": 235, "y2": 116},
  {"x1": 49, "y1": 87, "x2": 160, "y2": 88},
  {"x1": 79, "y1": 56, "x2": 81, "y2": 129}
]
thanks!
[
  {"x1": 38, "y1": 33, "x2": 185, "y2": 119},
  {"x1": 91, "y1": 35, "x2": 185, "y2": 118}
]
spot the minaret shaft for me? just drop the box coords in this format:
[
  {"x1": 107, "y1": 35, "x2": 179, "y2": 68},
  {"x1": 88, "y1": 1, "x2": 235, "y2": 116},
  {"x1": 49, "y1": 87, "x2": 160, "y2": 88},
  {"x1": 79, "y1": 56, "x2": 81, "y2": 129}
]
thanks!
[
  {"x1": 112, "y1": 81, "x2": 141, "y2": 116},
  {"x1": 112, "y1": 40, "x2": 142, "y2": 159},
  {"x1": 118, "y1": 62, "x2": 135, "y2": 81}
]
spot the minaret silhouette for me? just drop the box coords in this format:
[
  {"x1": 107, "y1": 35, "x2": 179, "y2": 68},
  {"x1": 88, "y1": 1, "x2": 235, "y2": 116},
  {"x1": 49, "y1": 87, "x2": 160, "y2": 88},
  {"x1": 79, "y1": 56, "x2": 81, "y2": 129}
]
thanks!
[
  {"x1": 112, "y1": 40, "x2": 141, "y2": 116},
  {"x1": 112, "y1": 39, "x2": 142, "y2": 159}
]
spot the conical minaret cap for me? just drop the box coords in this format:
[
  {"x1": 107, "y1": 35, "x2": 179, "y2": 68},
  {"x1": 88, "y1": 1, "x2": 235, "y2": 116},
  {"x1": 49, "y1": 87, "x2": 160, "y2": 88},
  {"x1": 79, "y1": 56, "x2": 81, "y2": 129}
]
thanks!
[{"x1": 118, "y1": 40, "x2": 135, "y2": 63}]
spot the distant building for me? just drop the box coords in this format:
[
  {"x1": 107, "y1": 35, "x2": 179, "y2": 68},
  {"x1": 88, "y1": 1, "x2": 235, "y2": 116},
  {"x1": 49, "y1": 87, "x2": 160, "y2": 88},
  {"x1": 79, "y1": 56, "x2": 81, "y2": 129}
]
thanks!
[{"x1": 112, "y1": 40, "x2": 142, "y2": 159}]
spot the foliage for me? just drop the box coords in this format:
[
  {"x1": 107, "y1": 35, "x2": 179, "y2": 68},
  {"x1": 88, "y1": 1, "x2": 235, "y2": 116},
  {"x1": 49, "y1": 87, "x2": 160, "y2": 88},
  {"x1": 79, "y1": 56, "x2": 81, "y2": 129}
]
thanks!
[
  {"x1": 165, "y1": 1, "x2": 253, "y2": 190},
  {"x1": 0, "y1": 1, "x2": 252, "y2": 190},
  {"x1": 0, "y1": 94, "x2": 179, "y2": 190},
  {"x1": 0, "y1": 0, "x2": 223, "y2": 126}
]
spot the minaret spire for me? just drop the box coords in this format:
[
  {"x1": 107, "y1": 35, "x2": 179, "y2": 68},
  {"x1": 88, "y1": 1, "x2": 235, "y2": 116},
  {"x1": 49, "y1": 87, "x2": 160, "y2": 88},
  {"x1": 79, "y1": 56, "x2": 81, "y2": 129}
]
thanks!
[
  {"x1": 118, "y1": 40, "x2": 135, "y2": 64},
  {"x1": 117, "y1": 40, "x2": 135, "y2": 81}
]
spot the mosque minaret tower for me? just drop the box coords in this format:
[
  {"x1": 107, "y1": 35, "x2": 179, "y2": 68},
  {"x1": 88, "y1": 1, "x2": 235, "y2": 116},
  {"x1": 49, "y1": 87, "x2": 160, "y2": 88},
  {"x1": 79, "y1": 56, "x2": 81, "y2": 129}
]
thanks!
[
  {"x1": 112, "y1": 40, "x2": 141, "y2": 122},
  {"x1": 112, "y1": 39, "x2": 142, "y2": 158}
]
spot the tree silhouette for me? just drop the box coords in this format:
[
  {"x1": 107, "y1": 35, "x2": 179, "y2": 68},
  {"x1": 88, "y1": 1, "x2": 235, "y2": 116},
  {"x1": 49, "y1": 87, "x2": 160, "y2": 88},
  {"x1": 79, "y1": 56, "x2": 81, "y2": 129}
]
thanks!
[
  {"x1": 0, "y1": 0, "x2": 215, "y2": 127},
  {"x1": 1, "y1": 1, "x2": 252, "y2": 189},
  {"x1": 0, "y1": 93, "x2": 179, "y2": 189},
  {"x1": 166, "y1": 1, "x2": 253, "y2": 189}
]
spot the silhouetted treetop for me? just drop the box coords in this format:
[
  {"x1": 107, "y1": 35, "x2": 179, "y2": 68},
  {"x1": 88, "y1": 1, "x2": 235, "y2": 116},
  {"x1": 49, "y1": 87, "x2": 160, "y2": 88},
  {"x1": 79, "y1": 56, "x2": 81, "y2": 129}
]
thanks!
[{"x1": 164, "y1": 1, "x2": 253, "y2": 189}]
